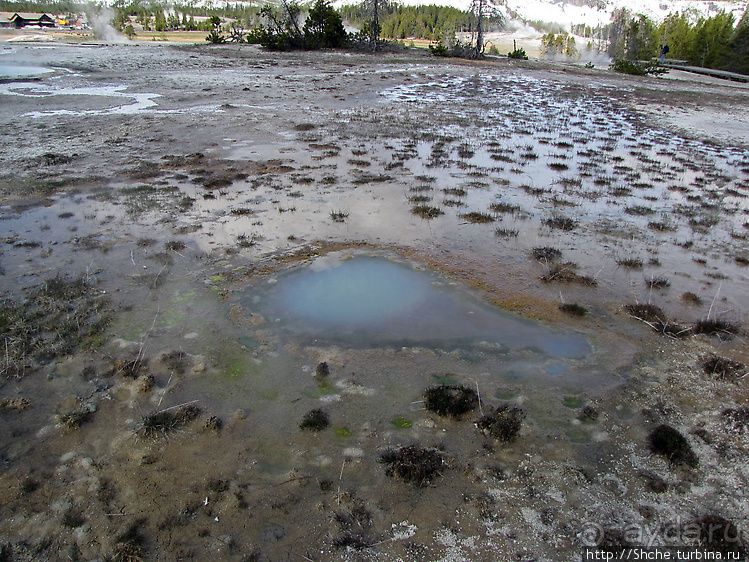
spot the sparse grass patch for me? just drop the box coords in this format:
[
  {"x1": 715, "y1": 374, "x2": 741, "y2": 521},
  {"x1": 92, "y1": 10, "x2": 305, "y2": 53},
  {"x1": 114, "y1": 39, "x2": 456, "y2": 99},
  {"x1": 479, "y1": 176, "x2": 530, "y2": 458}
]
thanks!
[
  {"x1": 0, "y1": 397, "x2": 31, "y2": 411},
  {"x1": 681, "y1": 292, "x2": 702, "y2": 305},
  {"x1": 648, "y1": 220, "x2": 676, "y2": 232},
  {"x1": 689, "y1": 215, "x2": 720, "y2": 231},
  {"x1": 550, "y1": 195, "x2": 578, "y2": 208},
  {"x1": 521, "y1": 184, "x2": 550, "y2": 197},
  {"x1": 350, "y1": 172, "x2": 392, "y2": 184},
  {"x1": 494, "y1": 227, "x2": 518, "y2": 238},
  {"x1": 414, "y1": 175, "x2": 436, "y2": 183},
  {"x1": 544, "y1": 215, "x2": 578, "y2": 231},
  {"x1": 1, "y1": 276, "x2": 111, "y2": 378},
  {"x1": 624, "y1": 303, "x2": 689, "y2": 337},
  {"x1": 164, "y1": 240, "x2": 186, "y2": 252},
  {"x1": 204, "y1": 415, "x2": 222, "y2": 431},
  {"x1": 457, "y1": 144, "x2": 475, "y2": 159},
  {"x1": 138, "y1": 403, "x2": 201, "y2": 438},
  {"x1": 332, "y1": 532, "x2": 372, "y2": 550},
  {"x1": 411, "y1": 205, "x2": 444, "y2": 219},
  {"x1": 646, "y1": 275, "x2": 671, "y2": 289},
  {"x1": 532, "y1": 246, "x2": 562, "y2": 262},
  {"x1": 699, "y1": 354, "x2": 746, "y2": 382},
  {"x1": 57, "y1": 409, "x2": 93, "y2": 430},
  {"x1": 330, "y1": 210, "x2": 349, "y2": 223},
  {"x1": 443, "y1": 187, "x2": 466, "y2": 197},
  {"x1": 461, "y1": 211, "x2": 495, "y2": 224},
  {"x1": 617, "y1": 257, "x2": 644, "y2": 269},
  {"x1": 541, "y1": 262, "x2": 597, "y2": 286},
  {"x1": 489, "y1": 201, "x2": 520, "y2": 215},
  {"x1": 139, "y1": 410, "x2": 178, "y2": 438},
  {"x1": 559, "y1": 303, "x2": 588, "y2": 316},
  {"x1": 610, "y1": 186, "x2": 633, "y2": 197},
  {"x1": 624, "y1": 303, "x2": 666, "y2": 323},
  {"x1": 236, "y1": 234, "x2": 256, "y2": 248},
  {"x1": 625, "y1": 205, "x2": 655, "y2": 216}
]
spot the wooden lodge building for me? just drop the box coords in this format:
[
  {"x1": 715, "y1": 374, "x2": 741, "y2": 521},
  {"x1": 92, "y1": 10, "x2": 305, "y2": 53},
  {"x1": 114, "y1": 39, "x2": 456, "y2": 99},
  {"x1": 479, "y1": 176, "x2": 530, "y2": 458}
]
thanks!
[{"x1": 0, "y1": 12, "x2": 56, "y2": 29}]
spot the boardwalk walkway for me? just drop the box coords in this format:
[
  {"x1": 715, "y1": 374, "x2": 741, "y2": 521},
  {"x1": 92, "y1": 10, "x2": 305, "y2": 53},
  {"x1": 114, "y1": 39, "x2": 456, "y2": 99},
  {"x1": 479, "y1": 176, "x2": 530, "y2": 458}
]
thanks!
[{"x1": 662, "y1": 61, "x2": 749, "y2": 83}]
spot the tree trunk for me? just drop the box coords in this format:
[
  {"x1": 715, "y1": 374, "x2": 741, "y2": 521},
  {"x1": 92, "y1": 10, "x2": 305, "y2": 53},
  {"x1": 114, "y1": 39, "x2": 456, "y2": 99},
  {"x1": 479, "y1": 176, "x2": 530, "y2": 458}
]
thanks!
[
  {"x1": 370, "y1": 0, "x2": 379, "y2": 52},
  {"x1": 474, "y1": 0, "x2": 484, "y2": 59}
]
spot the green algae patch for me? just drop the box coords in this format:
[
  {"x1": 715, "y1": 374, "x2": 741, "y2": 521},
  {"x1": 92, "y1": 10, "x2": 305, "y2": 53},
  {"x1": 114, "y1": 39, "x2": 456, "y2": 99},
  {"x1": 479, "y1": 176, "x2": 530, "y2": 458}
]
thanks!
[
  {"x1": 566, "y1": 427, "x2": 591, "y2": 444},
  {"x1": 391, "y1": 417, "x2": 413, "y2": 429},
  {"x1": 302, "y1": 382, "x2": 338, "y2": 399},
  {"x1": 563, "y1": 395, "x2": 584, "y2": 408}
]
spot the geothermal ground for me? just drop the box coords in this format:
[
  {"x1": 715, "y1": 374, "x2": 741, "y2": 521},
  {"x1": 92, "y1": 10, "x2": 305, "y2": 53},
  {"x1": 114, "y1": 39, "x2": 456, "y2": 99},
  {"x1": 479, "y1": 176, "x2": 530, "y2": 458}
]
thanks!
[{"x1": 0, "y1": 37, "x2": 748, "y2": 561}]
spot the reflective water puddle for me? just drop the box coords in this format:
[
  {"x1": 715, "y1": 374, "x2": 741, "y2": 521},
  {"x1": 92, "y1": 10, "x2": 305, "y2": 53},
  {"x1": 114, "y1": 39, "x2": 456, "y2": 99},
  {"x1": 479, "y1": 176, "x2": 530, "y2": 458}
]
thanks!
[
  {"x1": 248, "y1": 253, "x2": 590, "y2": 359},
  {"x1": 0, "y1": 64, "x2": 53, "y2": 80}
]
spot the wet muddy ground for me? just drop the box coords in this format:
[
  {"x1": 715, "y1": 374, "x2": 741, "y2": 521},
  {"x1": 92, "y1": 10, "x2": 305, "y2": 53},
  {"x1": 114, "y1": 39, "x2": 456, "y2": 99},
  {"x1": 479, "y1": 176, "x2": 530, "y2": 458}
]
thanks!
[{"x1": 1, "y1": 40, "x2": 748, "y2": 561}]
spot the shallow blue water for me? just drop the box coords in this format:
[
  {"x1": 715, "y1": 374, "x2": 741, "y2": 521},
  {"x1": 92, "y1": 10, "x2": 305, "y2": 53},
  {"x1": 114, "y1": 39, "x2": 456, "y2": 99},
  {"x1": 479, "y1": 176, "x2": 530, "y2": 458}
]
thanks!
[
  {"x1": 278, "y1": 257, "x2": 428, "y2": 325},
  {"x1": 0, "y1": 65, "x2": 52, "y2": 79},
  {"x1": 252, "y1": 255, "x2": 590, "y2": 359}
]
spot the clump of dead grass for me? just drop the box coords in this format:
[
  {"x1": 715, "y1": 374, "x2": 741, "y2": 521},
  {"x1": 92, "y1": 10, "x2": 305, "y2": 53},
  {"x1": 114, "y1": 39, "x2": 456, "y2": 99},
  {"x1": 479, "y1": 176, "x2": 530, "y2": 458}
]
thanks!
[
  {"x1": 544, "y1": 215, "x2": 578, "y2": 231},
  {"x1": 692, "y1": 318, "x2": 740, "y2": 339},
  {"x1": 623, "y1": 304, "x2": 691, "y2": 337},
  {"x1": 532, "y1": 246, "x2": 562, "y2": 262},
  {"x1": 476, "y1": 405, "x2": 525, "y2": 442},
  {"x1": 461, "y1": 211, "x2": 495, "y2": 224},
  {"x1": 300, "y1": 408, "x2": 330, "y2": 431},
  {"x1": 411, "y1": 205, "x2": 444, "y2": 219},
  {"x1": 138, "y1": 403, "x2": 202, "y2": 438},
  {"x1": 648, "y1": 424, "x2": 698, "y2": 467},
  {"x1": 541, "y1": 262, "x2": 597, "y2": 286},
  {"x1": 423, "y1": 384, "x2": 478, "y2": 419},
  {"x1": 559, "y1": 303, "x2": 588, "y2": 316},
  {"x1": 378, "y1": 445, "x2": 444, "y2": 487},
  {"x1": 699, "y1": 354, "x2": 746, "y2": 382}
]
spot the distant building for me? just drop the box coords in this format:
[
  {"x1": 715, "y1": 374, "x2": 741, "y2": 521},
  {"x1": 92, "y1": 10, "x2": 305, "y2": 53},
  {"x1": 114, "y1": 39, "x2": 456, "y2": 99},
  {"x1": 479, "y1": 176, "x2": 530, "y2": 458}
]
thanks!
[{"x1": 1, "y1": 12, "x2": 56, "y2": 29}]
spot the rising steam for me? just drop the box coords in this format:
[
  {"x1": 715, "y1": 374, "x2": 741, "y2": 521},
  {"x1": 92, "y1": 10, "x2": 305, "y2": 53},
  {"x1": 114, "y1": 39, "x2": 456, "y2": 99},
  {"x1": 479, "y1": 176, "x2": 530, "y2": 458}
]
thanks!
[{"x1": 87, "y1": 5, "x2": 128, "y2": 43}]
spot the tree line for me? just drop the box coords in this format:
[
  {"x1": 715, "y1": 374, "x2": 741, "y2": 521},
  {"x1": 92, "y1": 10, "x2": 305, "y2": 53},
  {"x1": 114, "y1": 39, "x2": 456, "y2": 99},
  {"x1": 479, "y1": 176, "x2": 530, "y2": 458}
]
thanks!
[
  {"x1": 339, "y1": 2, "x2": 503, "y2": 42},
  {"x1": 6, "y1": 0, "x2": 744, "y2": 74},
  {"x1": 559, "y1": 7, "x2": 749, "y2": 75}
]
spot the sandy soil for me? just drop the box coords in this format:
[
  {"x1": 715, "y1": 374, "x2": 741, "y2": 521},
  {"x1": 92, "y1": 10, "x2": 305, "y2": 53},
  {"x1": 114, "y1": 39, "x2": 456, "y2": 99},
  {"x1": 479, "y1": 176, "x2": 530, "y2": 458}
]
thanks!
[{"x1": 0, "y1": 38, "x2": 748, "y2": 561}]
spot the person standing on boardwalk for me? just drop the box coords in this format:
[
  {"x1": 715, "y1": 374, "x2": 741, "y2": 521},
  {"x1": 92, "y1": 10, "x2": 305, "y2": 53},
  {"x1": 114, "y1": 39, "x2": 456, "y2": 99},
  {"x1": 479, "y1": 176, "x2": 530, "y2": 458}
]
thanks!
[{"x1": 660, "y1": 44, "x2": 670, "y2": 64}]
